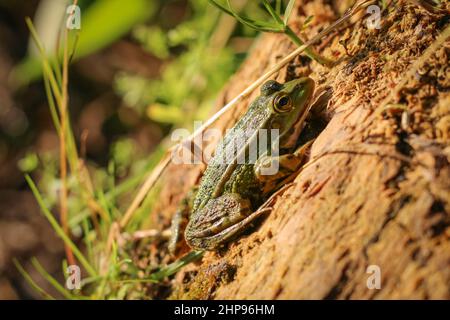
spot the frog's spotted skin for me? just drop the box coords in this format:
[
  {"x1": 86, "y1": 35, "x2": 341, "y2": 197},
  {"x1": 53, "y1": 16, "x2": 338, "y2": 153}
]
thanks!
[
  {"x1": 192, "y1": 92, "x2": 273, "y2": 213},
  {"x1": 178, "y1": 77, "x2": 315, "y2": 251}
]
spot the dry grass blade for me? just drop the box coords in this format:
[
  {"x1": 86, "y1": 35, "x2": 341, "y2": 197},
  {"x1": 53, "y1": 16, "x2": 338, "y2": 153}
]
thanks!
[
  {"x1": 60, "y1": 12, "x2": 74, "y2": 267},
  {"x1": 120, "y1": 154, "x2": 171, "y2": 228},
  {"x1": 284, "y1": 0, "x2": 297, "y2": 25}
]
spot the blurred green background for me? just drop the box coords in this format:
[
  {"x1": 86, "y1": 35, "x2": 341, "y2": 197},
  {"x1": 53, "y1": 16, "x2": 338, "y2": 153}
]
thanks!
[{"x1": 0, "y1": 0, "x2": 267, "y2": 299}]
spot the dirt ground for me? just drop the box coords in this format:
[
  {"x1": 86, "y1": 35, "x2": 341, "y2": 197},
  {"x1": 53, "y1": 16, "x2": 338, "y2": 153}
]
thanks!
[{"x1": 144, "y1": 0, "x2": 450, "y2": 299}]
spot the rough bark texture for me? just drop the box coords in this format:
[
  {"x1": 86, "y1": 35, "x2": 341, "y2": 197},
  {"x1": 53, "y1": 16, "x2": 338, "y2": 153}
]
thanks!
[{"x1": 150, "y1": 0, "x2": 450, "y2": 299}]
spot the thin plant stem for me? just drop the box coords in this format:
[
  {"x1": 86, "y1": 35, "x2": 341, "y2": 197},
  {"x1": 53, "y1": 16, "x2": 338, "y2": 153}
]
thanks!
[{"x1": 284, "y1": 25, "x2": 332, "y2": 65}]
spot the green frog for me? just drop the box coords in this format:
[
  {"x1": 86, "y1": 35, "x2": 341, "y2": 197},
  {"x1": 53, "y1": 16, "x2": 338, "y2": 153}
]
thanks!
[{"x1": 170, "y1": 77, "x2": 315, "y2": 252}]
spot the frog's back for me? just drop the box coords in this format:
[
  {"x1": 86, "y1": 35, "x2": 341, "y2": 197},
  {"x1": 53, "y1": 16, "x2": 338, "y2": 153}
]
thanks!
[{"x1": 193, "y1": 96, "x2": 271, "y2": 212}]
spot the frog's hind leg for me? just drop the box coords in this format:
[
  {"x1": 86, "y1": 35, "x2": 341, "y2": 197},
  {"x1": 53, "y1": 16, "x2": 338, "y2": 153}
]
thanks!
[
  {"x1": 185, "y1": 193, "x2": 269, "y2": 251},
  {"x1": 188, "y1": 205, "x2": 272, "y2": 251}
]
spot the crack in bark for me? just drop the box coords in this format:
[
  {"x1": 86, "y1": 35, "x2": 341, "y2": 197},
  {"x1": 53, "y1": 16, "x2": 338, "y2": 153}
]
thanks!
[
  {"x1": 362, "y1": 195, "x2": 412, "y2": 260},
  {"x1": 323, "y1": 262, "x2": 352, "y2": 299}
]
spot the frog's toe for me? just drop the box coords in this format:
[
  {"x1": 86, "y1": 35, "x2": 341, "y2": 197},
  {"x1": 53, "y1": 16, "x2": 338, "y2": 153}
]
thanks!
[{"x1": 185, "y1": 206, "x2": 271, "y2": 251}]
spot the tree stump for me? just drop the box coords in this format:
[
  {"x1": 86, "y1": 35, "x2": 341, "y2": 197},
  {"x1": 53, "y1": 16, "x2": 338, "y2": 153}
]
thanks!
[{"x1": 150, "y1": 0, "x2": 450, "y2": 299}]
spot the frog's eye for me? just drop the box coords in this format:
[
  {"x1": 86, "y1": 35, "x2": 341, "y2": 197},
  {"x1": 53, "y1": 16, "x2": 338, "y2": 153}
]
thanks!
[{"x1": 273, "y1": 94, "x2": 292, "y2": 113}]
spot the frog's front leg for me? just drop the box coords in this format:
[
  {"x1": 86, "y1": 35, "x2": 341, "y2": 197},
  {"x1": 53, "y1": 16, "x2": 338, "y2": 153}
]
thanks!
[
  {"x1": 254, "y1": 139, "x2": 314, "y2": 187},
  {"x1": 168, "y1": 188, "x2": 197, "y2": 254},
  {"x1": 185, "y1": 193, "x2": 262, "y2": 250}
]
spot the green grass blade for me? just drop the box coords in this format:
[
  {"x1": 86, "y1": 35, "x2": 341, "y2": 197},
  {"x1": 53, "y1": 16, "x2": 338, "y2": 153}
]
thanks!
[
  {"x1": 80, "y1": 275, "x2": 104, "y2": 287},
  {"x1": 96, "y1": 188, "x2": 113, "y2": 224},
  {"x1": 13, "y1": 259, "x2": 56, "y2": 300},
  {"x1": 31, "y1": 257, "x2": 74, "y2": 300},
  {"x1": 51, "y1": 56, "x2": 63, "y2": 88},
  {"x1": 276, "y1": 0, "x2": 282, "y2": 15},
  {"x1": 25, "y1": 174, "x2": 97, "y2": 277},
  {"x1": 149, "y1": 251, "x2": 204, "y2": 281},
  {"x1": 43, "y1": 73, "x2": 61, "y2": 131},
  {"x1": 114, "y1": 279, "x2": 158, "y2": 284},
  {"x1": 25, "y1": 18, "x2": 62, "y2": 102},
  {"x1": 29, "y1": 16, "x2": 83, "y2": 183},
  {"x1": 82, "y1": 218, "x2": 95, "y2": 269}
]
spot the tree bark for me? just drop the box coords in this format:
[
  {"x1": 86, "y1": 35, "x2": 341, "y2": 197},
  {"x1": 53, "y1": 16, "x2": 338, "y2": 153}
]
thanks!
[{"x1": 151, "y1": 0, "x2": 450, "y2": 299}]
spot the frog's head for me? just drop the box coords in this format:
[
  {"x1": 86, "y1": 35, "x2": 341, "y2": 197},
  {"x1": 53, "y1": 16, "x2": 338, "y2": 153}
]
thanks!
[{"x1": 260, "y1": 77, "x2": 315, "y2": 148}]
